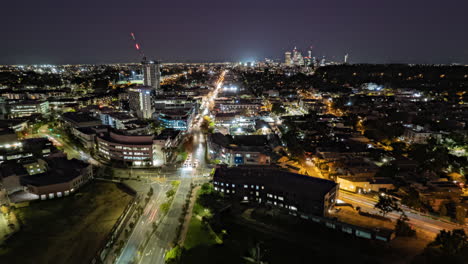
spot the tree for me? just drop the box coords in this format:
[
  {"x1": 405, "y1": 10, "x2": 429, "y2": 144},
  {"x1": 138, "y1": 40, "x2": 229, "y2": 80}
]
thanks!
[
  {"x1": 166, "y1": 189, "x2": 176, "y2": 198},
  {"x1": 428, "y1": 229, "x2": 468, "y2": 256},
  {"x1": 374, "y1": 194, "x2": 400, "y2": 216},
  {"x1": 455, "y1": 206, "x2": 467, "y2": 225},
  {"x1": 375, "y1": 164, "x2": 399, "y2": 178},
  {"x1": 439, "y1": 203, "x2": 448, "y2": 217},
  {"x1": 395, "y1": 213, "x2": 415, "y2": 237},
  {"x1": 244, "y1": 242, "x2": 268, "y2": 264},
  {"x1": 271, "y1": 103, "x2": 286, "y2": 115},
  {"x1": 401, "y1": 187, "x2": 423, "y2": 209},
  {"x1": 165, "y1": 245, "x2": 182, "y2": 264},
  {"x1": 147, "y1": 187, "x2": 154, "y2": 197}
]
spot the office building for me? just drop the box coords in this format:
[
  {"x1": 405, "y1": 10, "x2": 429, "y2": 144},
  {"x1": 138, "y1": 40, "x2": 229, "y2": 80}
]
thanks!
[
  {"x1": 213, "y1": 166, "x2": 338, "y2": 217},
  {"x1": 284, "y1": 52, "x2": 292, "y2": 66},
  {"x1": 157, "y1": 108, "x2": 195, "y2": 131},
  {"x1": 9, "y1": 100, "x2": 49, "y2": 117},
  {"x1": 208, "y1": 133, "x2": 274, "y2": 166}
]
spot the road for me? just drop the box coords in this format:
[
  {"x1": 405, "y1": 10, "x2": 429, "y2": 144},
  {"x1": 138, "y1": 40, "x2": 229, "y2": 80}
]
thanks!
[
  {"x1": 116, "y1": 183, "x2": 170, "y2": 264},
  {"x1": 27, "y1": 125, "x2": 100, "y2": 165},
  {"x1": 114, "y1": 70, "x2": 226, "y2": 264},
  {"x1": 338, "y1": 191, "x2": 468, "y2": 234},
  {"x1": 138, "y1": 179, "x2": 192, "y2": 264}
]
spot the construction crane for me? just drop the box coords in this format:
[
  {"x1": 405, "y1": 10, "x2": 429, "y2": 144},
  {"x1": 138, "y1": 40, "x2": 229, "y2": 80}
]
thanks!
[{"x1": 130, "y1": 32, "x2": 147, "y2": 62}]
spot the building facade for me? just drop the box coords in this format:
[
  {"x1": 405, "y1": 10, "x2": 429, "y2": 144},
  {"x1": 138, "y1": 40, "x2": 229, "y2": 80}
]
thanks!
[
  {"x1": 142, "y1": 60, "x2": 161, "y2": 90},
  {"x1": 128, "y1": 86, "x2": 154, "y2": 119},
  {"x1": 213, "y1": 166, "x2": 338, "y2": 217}
]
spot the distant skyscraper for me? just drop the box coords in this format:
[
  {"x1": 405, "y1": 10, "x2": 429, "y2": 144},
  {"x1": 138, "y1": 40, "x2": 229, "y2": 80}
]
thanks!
[
  {"x1": 312, "y1": 57, "x2": 317, "y2": 67},
  {"x1": 344, "y1": 54, "x2": 349, "y2": 64},
  {"x1": 285, "y1": 52, "x2": 292, "y2": 65},
  {"x1": 128, "y1": 86, "x2": 154, "y2": 119},
  {"x1": 320, "y1": 56, "x2": 326, "y2": 66},
  {"x1": 142, "y1": 60, "x2": 161, "y2": 90}
]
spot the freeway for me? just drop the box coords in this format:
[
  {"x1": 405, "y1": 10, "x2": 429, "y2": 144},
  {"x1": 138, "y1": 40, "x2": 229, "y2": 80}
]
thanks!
[{"x1": 339, "y1": 191, "x2": 468, "y2": 234}]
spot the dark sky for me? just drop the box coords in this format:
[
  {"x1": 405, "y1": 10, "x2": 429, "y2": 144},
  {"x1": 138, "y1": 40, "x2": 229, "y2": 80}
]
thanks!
[{"x1": 1, "y1": 0, "x2": 468, "y2": 65}]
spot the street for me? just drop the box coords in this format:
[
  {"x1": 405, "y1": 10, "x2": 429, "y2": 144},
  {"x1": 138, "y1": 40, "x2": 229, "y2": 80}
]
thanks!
[{"x1": 338, "y1": 191, "x2": 468, "y2": 235}]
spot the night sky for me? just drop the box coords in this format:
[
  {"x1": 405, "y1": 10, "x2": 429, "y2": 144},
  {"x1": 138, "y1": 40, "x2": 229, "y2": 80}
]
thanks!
[{"x1": 1, "y1": 0, "x2": 467, "y2": 65}]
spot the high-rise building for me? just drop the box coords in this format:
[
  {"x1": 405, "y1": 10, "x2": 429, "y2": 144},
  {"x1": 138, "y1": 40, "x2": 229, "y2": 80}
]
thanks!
[
  {"x1": 142, "y1": 60, "x2": 161, "y2": 90},
  {"x1": 285, "y1": 52, "x2": 292, "y2": 65},
  {"x1": 344, "y1": 54, "x2": 349, "y2": 64},
  {"x1": 128, "y1": 86, "x2": 154, "y2": 119}
]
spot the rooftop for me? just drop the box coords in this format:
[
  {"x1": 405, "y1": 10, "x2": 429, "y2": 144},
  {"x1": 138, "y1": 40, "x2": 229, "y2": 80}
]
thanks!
[
  {"x1": 214, "y1": 166, "x2": 337, "y2": 200},
  {"x1": 62, "y1": 112, "x2": 100, "y2": 123}
]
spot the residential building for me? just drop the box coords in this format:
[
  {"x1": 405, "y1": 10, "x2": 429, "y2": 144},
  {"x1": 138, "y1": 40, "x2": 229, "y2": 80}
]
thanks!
[{"x1": 128, "y1": 86, "x2": 154, "y2": 119}]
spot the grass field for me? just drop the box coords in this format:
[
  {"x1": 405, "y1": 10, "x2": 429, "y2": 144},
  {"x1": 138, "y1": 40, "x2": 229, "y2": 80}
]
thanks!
[
  {"x1": 183, "y1": 189, "x2": 221, "y2": 250},
  {"x1": 0, "y1": 181, "x2": 132, "y2": 264}
]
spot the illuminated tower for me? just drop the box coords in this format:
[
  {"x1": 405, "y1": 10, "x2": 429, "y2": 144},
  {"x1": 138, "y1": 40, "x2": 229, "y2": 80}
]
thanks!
[
  {"x1": 129, "y1": 86, "x2": 154, "y2": 119},
  {"x1": 142, "y1": 59, "x2": 161, "y2": 90},
  {"x1": 285, "y1": 52, "x2": 292, "y2": 66},
  {"x1": 344, "y1": 54, "x2": 349, "y2": 64}
]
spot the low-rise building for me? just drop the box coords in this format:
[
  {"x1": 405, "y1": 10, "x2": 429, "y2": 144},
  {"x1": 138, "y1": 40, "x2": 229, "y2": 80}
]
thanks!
[
  {"x1": 208, "y1": 133, "x2": 273, "y2": 166},
  {"x1": 62, "y1": 112, "x2": 102, "y2": 128},
  {"x1": 402, "y1": 126, "x2": 441, "y2": 144},
  {"x1": 0, "y1": 137, "x2": 55, "y2": 163},
  {"x1": 96, "y1": 130, "x2": 165, "y2": 166},
  {"x1": 20, "y1": 157, "x2": 92, "y2": 200},
  {"x1": 99, "y1": 111, "x2": 137, "y2": 130},
  {"x1": 9, "y1": 100, "x2": 49, "y2": 117},
  {"x1": 336, "y1": 176, "x2": 395, "y2": 193},
  {"x1": 157, "y1": 108, "x2": 195, "y2": 131},
  {"x1": 213, "y1": 166, "x2": 338, "y2": 217}
]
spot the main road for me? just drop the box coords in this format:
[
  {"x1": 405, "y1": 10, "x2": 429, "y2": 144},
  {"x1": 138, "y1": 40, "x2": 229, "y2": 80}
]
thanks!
[
  {"x1": 115, "y1": 182, "x2": 170, "y2": 264},
  {"x1": 114, "y1": 70, "x2": 226, "y2": 264},
  {"x1": 338, "y1": 191, "x2": 468, "y2": 234}
]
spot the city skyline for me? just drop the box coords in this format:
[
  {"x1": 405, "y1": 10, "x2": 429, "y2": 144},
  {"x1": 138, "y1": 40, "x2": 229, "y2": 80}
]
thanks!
[{"x1": 1, "y1": 0, "x2": 468, "y2": 65}]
